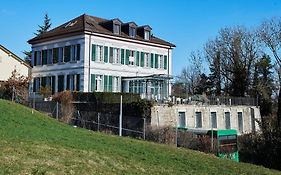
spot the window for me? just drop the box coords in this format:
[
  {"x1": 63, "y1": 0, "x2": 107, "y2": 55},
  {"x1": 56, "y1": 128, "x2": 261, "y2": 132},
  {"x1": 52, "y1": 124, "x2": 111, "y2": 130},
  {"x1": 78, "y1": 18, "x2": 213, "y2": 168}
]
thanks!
[
  {"x1": 42, "y1": 50, "x2": 48, "y2": 65},
  {"x1": 113, "y1": 48, "x2": 120, "y2": 64},
  {"x1": 178, "y1": 112, "x2": 186, "y2": 128},
  {"x1": 144, "y1": 30, "x2": 150, "y2": 40},
  {"x1": 58, "y1": 75, "x2": 64, "y2": 92},
  {"x1": 211, "y1": 112, "x2": 217, "y2": 128},
  {"x1": 113, "y1": 24, "x2": 120, "y2": 34},
  {"x1": 129, "y1": 27, "x2": 136, "y2": 38},
  {"x1": 144, "y1": 53, "x2": 150, "y2": 67},
  {"x1": 66, "y1": 74, "x2": 80, "y2": 91},
  {"x1": 95, "y1": 75, "x2": 102, "y2": 92},
  {"x1": 53, "y1": 48, "x2": 59, "y2": 64},
  {"x1": 96, "y1": 45, "x2": 104, "y2": 62},
  {"x1": 70, "y1": 44, "x2": 80, "y2": 61},
  {"x1": 113, "y1": 76, "x2": 120, "y2": 92},
  {"x1": 34, "y1": 51, "x2": 40, "y2": 66},
  {"x1": 33, "y1": 77, "x2": 40, "y2": 92},
  {"x1": 225, "y1": 112, "x2": 231, "y2": 129},
  {"x1": 196, "y1": 112, "x2": 202, "y2": 128},
  {"x1": 64, "y1": 46, "x2": 71, "y2": 62},
  {"x1": 129, "y1": 50, "x2": 135, "y2": 65},
  {"x1": 238, "y1": 112, "x2": 243, "y2": 133}
]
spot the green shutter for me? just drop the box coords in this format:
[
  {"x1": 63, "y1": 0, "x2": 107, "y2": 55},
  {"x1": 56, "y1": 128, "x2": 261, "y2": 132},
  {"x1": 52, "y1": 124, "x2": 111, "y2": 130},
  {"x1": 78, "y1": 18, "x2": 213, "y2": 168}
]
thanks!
[
  {"x1": 136, "y1": 51, "x2": 140, "y2": 66},
  {"x1": 164, "y1": 55, "x2": 168, "y2": 70},
  {"x1": 109, "y1": 76, "x2": 113, "y2": 92},
  {"x1": 109, "y1": 47, "x2": 113, "y2": 63},
  {"x1": 92, "y1": 44, "x2": 96, "y2": 61},
  {"x1": 141, "y1": 52, "x2": 144, "y2": 67},
  {"x1": 121, "y1": 49, "x2": 125, "y2": 64},
  {"x1": 91, "y1": 74, "x2": 96, "y2": 92},
  {"x1": 104, "y1": 75, "x2": 108, "y2": 92},
  {"x1": 155, "y1": 54, "x2": 159, "y2": 69},
  {"x1": 150, "y1": 53, "x2": 154, "y2": 68},
  {"x1": 126, "y1": 49, "x2": 130, "y2": 65},
  {"x1": 104, "y1": 46, "x2": 108, "y2": 63}
]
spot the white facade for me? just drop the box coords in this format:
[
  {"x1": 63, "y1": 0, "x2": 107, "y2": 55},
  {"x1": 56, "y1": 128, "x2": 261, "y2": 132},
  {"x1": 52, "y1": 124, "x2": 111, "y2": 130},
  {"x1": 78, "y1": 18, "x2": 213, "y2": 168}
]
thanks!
[
  {"x1": 151, "y1": 104, "x2": 261, "y2": 135},
  {"x1": 31, "y1": 33, "x2": 173, "y2": 99},
  {"x1": 0, "y1": 45, "x2": 30, "y2": 82}
]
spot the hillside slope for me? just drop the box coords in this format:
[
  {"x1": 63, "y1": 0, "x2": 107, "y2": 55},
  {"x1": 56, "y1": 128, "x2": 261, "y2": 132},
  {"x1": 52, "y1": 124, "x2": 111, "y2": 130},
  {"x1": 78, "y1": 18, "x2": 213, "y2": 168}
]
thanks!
[{"x1": 0, "y1": 99, "x2": 280, "y2": 175}]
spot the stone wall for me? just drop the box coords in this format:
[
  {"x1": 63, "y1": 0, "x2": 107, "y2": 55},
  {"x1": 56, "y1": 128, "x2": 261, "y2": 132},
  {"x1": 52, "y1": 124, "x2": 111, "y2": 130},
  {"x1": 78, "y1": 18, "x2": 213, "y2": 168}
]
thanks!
[{"x1": 151, "y1": 104, "x2": 261, "y2": 135}]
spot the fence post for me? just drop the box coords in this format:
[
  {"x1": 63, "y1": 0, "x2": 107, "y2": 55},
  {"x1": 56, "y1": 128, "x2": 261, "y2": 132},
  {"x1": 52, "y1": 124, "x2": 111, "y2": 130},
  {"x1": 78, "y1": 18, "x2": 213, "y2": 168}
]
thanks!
[
  {"x1": 143, "y1": 117, "x2": 146, "y2": 140},
  {"x1": 98, "y1": 112, "x2": 100, "y2": 131},
  {"x1": 119, "y1": 95, "x2": 123, "y2": 136},
  {"x1": 32, "y1": 92, "x2": 35, "y2": 114},
  {"x1": 56, "y1": 102, "x2": 59, "y2": 120}
]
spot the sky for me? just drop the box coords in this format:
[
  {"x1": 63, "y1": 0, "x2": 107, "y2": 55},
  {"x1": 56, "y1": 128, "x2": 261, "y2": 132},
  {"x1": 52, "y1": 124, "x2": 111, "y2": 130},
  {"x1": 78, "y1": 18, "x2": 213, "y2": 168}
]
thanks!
[{"x1": 1, "y1": 0, "x2": 281, "y2": 76}]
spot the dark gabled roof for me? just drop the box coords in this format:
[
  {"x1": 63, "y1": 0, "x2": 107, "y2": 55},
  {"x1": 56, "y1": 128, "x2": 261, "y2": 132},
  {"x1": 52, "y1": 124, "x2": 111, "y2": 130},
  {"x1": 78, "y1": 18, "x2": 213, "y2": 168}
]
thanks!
[
  {"x1": 0, "y1": 45, "x2": 31, "y2": 68},
  {"x1": 28, "y1": 14, "x2": 175, "y2": 48}
]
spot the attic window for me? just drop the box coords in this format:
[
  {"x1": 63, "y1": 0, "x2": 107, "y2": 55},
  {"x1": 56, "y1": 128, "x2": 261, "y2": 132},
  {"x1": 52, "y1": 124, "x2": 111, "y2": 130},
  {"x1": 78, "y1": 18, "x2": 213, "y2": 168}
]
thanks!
[
  {"x1": 113, "y1": 23, "x2": 121, "y2": 34},
  {"x1": 144, "y1": 30, "x2": 150, "y2": 40},
  {"x1": 129, "y1": 27, "x2": 136, "y2": 38}
]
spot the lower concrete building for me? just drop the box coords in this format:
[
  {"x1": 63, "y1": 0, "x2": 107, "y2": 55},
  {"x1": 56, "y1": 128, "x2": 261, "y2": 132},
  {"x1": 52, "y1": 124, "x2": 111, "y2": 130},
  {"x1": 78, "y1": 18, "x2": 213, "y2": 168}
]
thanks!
[{"x1": 150, "y1": 104, "x2": 261, "y2": 135}]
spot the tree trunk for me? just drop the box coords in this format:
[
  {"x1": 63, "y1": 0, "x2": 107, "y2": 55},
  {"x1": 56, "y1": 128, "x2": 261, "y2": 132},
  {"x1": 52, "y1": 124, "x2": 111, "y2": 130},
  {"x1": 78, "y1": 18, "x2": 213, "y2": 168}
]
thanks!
[{"x1": 277, "y1": 84, "x2": 281, "y2": 128}]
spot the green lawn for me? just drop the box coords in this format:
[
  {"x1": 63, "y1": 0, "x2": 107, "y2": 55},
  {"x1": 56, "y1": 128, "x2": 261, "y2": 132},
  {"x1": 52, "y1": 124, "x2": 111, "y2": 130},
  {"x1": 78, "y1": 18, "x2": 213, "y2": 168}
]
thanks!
[{"x1": 0, "y1": 99, "x2": 280, "y2": 175}]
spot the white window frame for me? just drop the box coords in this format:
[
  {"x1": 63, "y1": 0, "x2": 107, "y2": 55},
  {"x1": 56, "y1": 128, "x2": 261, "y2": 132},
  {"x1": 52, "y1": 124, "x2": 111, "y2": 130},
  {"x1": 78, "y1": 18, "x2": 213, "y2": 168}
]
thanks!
[
  {"x1": 144, "y1": 30, "x2": 150, "y2": 40},
  {"x1": 95, "y1": 75, "x2": 103, "y2": 92},
  {"x1": 113, "y1": 48, "x2": 120, "y2": 64},
  {"x1": 144, "y1": 53, "x2": 150, "y2": 67},
  {"x1": 129, "y1": 27, "x2": 136, "y2": 38},
  {"x1": 129, "y1": 50, "x2": 135, "y2": 65},
  {"x1": 113, "y1": 24, "x2": 120, "y2": 34},
  {"x1": 96, "y1": 45, "x2": 104, "y2": 62}
]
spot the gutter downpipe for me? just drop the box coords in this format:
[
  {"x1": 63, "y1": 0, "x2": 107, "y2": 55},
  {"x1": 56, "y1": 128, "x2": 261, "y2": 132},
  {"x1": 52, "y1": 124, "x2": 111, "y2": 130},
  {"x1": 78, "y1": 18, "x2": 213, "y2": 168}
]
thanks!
[{"x1": 88, "y1": 32, "x2": 92, "y2": 92}]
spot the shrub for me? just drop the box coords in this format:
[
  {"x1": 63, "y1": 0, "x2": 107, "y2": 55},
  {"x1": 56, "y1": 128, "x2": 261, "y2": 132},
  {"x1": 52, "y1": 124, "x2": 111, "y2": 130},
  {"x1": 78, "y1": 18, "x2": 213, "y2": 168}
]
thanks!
[
  {"x1": 238, "y1": 115, "x2": 281, "y2": 170},
  {"x1": 53, "y1": 91, "x2": 74, "y2": 124},
  {"x1": 146, "y1": 126, "x2": 176, "y2": 145},
  {"x1": 1, "y1": 70, "x2": 30, "y2": 104}
]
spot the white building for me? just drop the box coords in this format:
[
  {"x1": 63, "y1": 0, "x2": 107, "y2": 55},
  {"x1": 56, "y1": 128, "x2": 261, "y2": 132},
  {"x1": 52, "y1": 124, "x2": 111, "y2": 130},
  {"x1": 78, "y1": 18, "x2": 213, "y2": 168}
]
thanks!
[
  {"x1": 151, "y1": 104, "x2": 261, "y2": 135},
  {"x1": 0, "y1": 45, "x2": 31, "y2": 83},
  {"x1": 28, "y1": 14, "x2": 175, "y2": 99}
]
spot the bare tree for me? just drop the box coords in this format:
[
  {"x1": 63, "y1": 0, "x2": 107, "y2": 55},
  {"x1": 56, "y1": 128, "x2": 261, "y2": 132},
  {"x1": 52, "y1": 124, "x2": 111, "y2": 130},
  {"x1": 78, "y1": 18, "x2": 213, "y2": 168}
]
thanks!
[
  {"x1": 258, "y1": 17, "x2": 281, "y2": 127},
  {"x1": 205, "y1": 26, "x2": 261, "y2": 97},
  {"x1": 175, "y1": 51, "x2": 203, "y2": 96}
]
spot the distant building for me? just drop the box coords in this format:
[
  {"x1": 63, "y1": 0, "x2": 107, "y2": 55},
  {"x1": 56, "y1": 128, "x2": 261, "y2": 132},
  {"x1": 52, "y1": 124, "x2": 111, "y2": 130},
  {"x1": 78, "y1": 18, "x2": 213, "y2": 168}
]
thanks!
[
  {"x1": 151, "y1": 97, "x2": 261, "y2": 135},
  {"x1": 0, "y1": 45, "x2": 31, "y2": 85},
  {"x1": 28, "y1": 14, "x2": 175, "y2": 100}
]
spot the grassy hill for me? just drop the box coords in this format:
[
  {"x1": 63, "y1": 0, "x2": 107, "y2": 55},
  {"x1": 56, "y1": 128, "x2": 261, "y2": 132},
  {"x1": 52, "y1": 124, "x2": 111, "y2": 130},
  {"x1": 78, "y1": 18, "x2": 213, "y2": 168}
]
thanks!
[{"x1": 0, "y1": 99, "x2": 280, "y2": 175}]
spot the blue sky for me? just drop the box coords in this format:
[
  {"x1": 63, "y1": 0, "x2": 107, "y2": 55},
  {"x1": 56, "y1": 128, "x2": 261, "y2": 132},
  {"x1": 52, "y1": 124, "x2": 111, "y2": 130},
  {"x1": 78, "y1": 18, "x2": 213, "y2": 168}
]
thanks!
[{"x1": 1, "y1": 0, "x2": 281, "y2": 75}]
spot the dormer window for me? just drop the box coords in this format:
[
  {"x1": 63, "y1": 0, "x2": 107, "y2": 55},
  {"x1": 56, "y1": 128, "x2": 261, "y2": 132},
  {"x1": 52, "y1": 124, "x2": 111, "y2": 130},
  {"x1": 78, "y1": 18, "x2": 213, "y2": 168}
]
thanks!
[
  {"x1": 144, "y1": 30, "x2": 150, "y2": 40},
  {"x1": 129, "y1": 27, "x2": 136, "y2": 38},
  {"x1": 113, "y1": 23, "x2": 121, "y2": 34}
]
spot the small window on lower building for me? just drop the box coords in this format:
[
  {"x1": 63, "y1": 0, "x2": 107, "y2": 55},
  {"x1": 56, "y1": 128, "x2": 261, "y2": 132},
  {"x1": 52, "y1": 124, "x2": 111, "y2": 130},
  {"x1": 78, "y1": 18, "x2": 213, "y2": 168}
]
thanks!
[
  {"x1": 225, "y1": 112, "x2": 231, "y2": 129},
  {"x1": 238, "y1": 112, "x2": 243, "y2": 133},
  {"x1": 196, "y1": 112, "x2": 202, "y2": 128},
  {"x1": 211, "y1": 112, "x2": 217, "y2": 128},
  {"x1": 178, "y1": 112, "x2": 186, "y2": 128}
]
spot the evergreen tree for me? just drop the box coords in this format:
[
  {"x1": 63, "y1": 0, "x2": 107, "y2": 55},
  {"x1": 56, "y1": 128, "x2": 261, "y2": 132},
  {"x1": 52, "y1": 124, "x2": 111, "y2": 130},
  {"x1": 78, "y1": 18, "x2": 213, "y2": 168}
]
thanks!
[
  {"x1": 35, "y1": 13, "x2": 52, "y2": 36},
  {"x1": 24, "y1": 13, "x2": 52, "y2": 66},
  {"x1": 254, "y1": 54, "x2": 274, "y2": 117}
]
